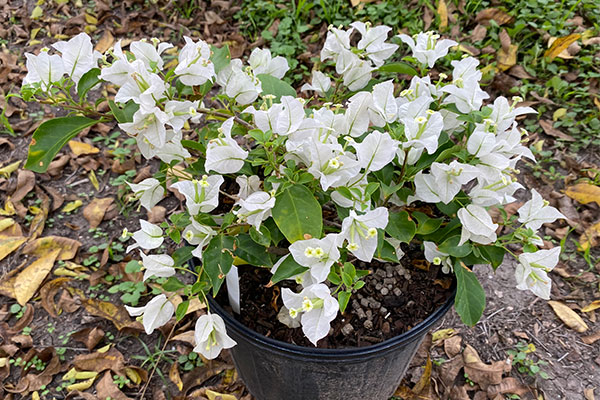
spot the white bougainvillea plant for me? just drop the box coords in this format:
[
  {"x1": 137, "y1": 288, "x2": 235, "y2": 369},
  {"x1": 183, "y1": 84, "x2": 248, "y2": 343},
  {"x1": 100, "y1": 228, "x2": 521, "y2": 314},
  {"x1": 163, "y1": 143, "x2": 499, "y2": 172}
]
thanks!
[{"x1": 22, "y1": 25, "x2": 565, "y2": 357}]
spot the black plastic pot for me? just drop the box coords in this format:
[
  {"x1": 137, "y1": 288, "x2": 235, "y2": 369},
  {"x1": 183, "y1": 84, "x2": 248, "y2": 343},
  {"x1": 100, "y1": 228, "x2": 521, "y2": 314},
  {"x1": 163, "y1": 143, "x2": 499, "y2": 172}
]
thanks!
[{"x1": 208, "y1": 286, "x2": 455, "y2": 400}]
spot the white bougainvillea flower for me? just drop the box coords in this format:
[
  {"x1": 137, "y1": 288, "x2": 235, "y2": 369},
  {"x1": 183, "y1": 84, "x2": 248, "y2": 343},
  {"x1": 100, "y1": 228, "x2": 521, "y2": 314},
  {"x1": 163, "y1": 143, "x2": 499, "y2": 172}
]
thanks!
[
  {"x1": 164, "y1": 100, "x2": 199, "y2": 132},
  {"x1": 127, "y1": 178, "x2": 164, "y2": 211},
  {"x1": 423, "y1": 242, "x2": 453, "y2": 273},
  {"x1": 243, "y1": 103, "x2": 284, "y2": 133},
  {"x1": 321, "y1": 26, "x2": 353, "y2": 61},
  {"x1": 398, "y1": 31, "x2": 456, "y2": 68},
  {"x1": 412, "y1": 161, "x2": 478, "y2": 204},
  {"x1": 396, "y1": 76, "x2": 437, "y2": 107},
  {"x1": 140, "y1": 251, "x2": 175, "y2": 281},
  {"x1": 468, "y1": 180, "x2": 523, "y2": 207},
  {"x1": 457, "y1": 205, "x2": 498, "y2": 245},
  {"x1": 368, "y1": 80, "x2": 398, "y2": 126},
  {"x1": 289, "y1": 234, "x2": 341, "y2": 283},
  {"x1": 515, "y1": 247, "x2": 560, "y2": 299},
  {"x1": 193, "y1": 313, "x2": 237, "y2": 360},
  {"x1": 248, "y1": 48, "x2": 289, "y2": 79},
  {"x1": 120, "y1": 107, "x2": 170, "y2": 148},
  {"x1": 113, "y1": 59, "x2": 167, "y2": 110},
  {"x1": 52, "y1": 32, "x2": 101, "y2": 83},
  {"x1": 341, "y1": 92, "x2": 372, "y2": 137},
  {"x1": 130, "y1": 39, "x2": 172, "y2": 70},
  {"x1": 205, "y1": 118, "x2": 248, "y2": 174},
  {"x1": 340, "y1": 208, "x2": 389, "y2": 262},
  {"x1": 216, "y1": 59, "x2": 262, "y2": 105},
  {"x1": 125, "y1": 294, "x2": 174, "y2": 335},
  {"x1": 352, "y1": 131, "x2": 399, "y2": 172},
  {"x1": 281, "y1": 283, "x2": 339, "y2": 346},
  {"x1": 306, "y1": 137, "x2": 360, "y2": 190},
  {"x1": 233, "y1": 191, "x2": 276, "y2": 231},
  {"x1": 235, "y1": 175, "x2": 262, "y2": 200},
  {"x1": 171, "y1": 175, "x2": 224, "y2": 215},
  {"x1": 99, "y1": 41, "x2": 133, "y2": 86},
  {"x1": 401, "y1": 106, "x2": 444, "y2": 155},
  {"x1": 467, "y1": 128, "x2": 497, "y2": 157},
  {"x1": 137, "y1": 130, "x2": 191, "y2": 163},
  {"x1": 517, "y1": 189, "x2": 565, "y2": 230},
  {"x1": 489, "y1": 96, "x2": 536, "y2": 134},
  {"x1": 183, "y1": 220, "x2": 216, "y2": 260},
  {"x1": 175, "y1": 37, "x2": 215, "y2": 86},
  {"x1": 127, "y1": 220, "x2": 164, "y2": 253},
  {"x1": 351, "y1": 22, "x2": 398, "y2": 67},
  {"x1": 23, "y1": 51, "x2": 65, "y2": 90},
  {"x1": 274, "y1": 96, "x2": 305, "y2": 136},
  {"x1": 342, "y1": 58, "x2": 374, "y2": 91},
  {"x1": 441, "y1": 57, "x2": 489, "y2": 113},
  {"x1": 301, "y1": 71, "x2": 332, "y2": 96}
]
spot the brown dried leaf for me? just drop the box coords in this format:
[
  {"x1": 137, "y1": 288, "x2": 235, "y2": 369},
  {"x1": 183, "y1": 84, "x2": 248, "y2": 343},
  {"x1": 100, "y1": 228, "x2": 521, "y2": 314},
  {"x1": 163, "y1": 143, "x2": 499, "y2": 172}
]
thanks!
[
  {"x1": 497, "y1": 44, "x2": 518, "y2": 71},
  {"x1": 584, "y1": 388, "x2": 595, "y2": 400},
  {"x1": 463, "y1": 344, "x2": 505, "y2": 386},
  {"x1": 475, "y1": 8, "x2": 514, "y2": 26},
  {"x1": 437, "y1": 0, "x2": 448, "y2": 31},
  {"x1": 565, "y1": 183, "x2": 600, "y2": 206},
  {"x1": 39, "y1": 277, "x2": 72, "y2": 318},
  {"x1": 471, "y1": 24, "x2": 487, "y2": 42},
  {"x1": 171, "y1": 330, "x2": 196, "y2": 346},
  {"x1": 412, "y1": 355, "x2": 432, "y2": 394},
  {"x1": 582, "y1": 331, "x2": 600, "y2": 345},
  {"x1": 499, "y1": 29, "x2": 511, "y2": 53},
  {"x1": 444, "y1": 334, "x2": 462, "y2": 358},
  {"x1": 21, "y1": 236, "x2": 81, "y2": 260},
  {"x1": 487, "y1": 377, "x2": 530, "y2": 397},
  {"x1": 582, "y1": 301, "x2": 600, "y2": 313},
  {"x1": 169, "y1": 362, "x2": 184, "y2": 391},
  {"x1": 74, "y1": 348, "x2": 125, "y2": 373},
  {"x1": 95, "y1": 30, "x2": 114, "y2": 53},
  {"x1": 83, "y1": 197, "x2": 114, "y2": 228},
  {"x1": 508, "y1": 65, "x2": 534, "y2": 79},
  {"x1": 579, "y1": 222, "x2": 600, "y2": 251},
  {"x1": 96, "y1": 371, "x2": 132, "y2": 400},
  {"x1": 14, "y1": 249, "x2": 61, "y2": 306},
  {"x1": 72, "y1": 327, "x2": 105, "y2": 351},
  {"x1": 548, "y1": 300, "x2": 589, "y2": 332},
  {"x1": 539, "y1": 120, "x2": 575, "y2": 141},
  {"x1": 11, "y1": 170, "x2": 35, "y2": 203},
  {"x1": 147, "y1": 206, "x2": 166, "y2": 224},
  {"x1": 81, "y1": 297, "x2": 143, "y2": 331}
]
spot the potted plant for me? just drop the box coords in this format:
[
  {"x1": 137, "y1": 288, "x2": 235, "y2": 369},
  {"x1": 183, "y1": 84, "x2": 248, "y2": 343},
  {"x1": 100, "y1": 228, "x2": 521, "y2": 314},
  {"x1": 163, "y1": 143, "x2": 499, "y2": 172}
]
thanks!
[{"x1": 21, "y1": 23, "x2": 564, "y2": 399}]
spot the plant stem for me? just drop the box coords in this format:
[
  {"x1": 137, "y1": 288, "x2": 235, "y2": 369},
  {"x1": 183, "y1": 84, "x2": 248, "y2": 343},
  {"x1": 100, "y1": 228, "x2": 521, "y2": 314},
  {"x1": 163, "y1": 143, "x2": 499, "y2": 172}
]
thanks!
[{"x1": 197, "y1": 107, "x2": 255, "y2": 130}]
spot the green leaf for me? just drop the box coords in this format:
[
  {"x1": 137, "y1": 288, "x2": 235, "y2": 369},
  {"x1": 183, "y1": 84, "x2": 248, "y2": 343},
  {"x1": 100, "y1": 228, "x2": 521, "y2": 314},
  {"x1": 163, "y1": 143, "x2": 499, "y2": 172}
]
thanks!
[
  {"x1": 272, "y1": 184, "x2": 323, "y2": 243},
  {"x1": 454, "y1": 263, "x2": 485, "y2": 326},
  {"x1": 386, "y1": 211, "x2": 416, "y2": 243},
  {"x1": 234, "y1": 234, "x2": 273, "y2": 267},
  {"x1": 77, "y1": 68, "x2": 101, "y2": 100},
  {"x1": 413, "y1": 212, "x2": 443, "y2": 235},
  {"x1": 438, "y1": 236, "x2": 472, "y2": 258},
  {"x1": 124, "y1": 260, "x2": 142, "y2": 273},
  {"x1": 25, "y1": 117, "x2": 99, "y2": 173},
  {"x1": 479, "y1": 245, "x2": 506, "y2": 269},
  {"x1": 210, "y1": 44, "x2": 231, "y2": 74},
  {"x1": 108, "y1": 100, "x2": 139, "y2": 124},
  {"x1": 172, "y1": 245, "x2": 194, "y2": 268},
  {"x1": 163, "y1": 277, "x2": 186, "y2": 292},
  {"x1": 270, "y1": 255, "x2": 308, "y2": 285},
  {"x1": 203, "y1": 235, "x2": 235, "y2": 296},
  {"x1": 175, "y1": 300, "x2": 189, "y2": 321},
  {"x1": 257, "y1": 74, "x2": 296, "y2": 101},
  {"x1": 338, "y1": 291, "x2": 351, "y2": 313},
  {"x1": 250, "y1": 225, "x2": 271, "y2": 247},
  {"x1": 378, "y1": 62, "x2": 418, "y2": 76}
]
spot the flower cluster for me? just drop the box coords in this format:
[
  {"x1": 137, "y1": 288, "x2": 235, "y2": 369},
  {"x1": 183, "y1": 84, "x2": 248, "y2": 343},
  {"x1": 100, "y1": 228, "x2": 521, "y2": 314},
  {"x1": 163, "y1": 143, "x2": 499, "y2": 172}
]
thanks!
[{"x1": 23, "y1": 23, "x2": 564, "y2": 357}]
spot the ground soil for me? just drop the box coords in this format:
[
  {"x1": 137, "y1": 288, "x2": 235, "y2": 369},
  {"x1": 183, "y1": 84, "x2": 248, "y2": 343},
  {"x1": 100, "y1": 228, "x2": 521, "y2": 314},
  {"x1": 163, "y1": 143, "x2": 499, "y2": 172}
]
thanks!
[{"x1": 216, "y1": 260, "x2": 454, "y2": 348}]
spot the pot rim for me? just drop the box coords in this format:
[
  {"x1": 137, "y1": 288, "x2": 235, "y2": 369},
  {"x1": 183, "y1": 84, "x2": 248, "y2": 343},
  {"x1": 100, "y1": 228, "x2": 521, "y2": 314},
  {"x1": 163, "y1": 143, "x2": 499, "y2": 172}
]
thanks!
[{"x1": 208, "y1": 279, "x2": 456, "y2": 358}]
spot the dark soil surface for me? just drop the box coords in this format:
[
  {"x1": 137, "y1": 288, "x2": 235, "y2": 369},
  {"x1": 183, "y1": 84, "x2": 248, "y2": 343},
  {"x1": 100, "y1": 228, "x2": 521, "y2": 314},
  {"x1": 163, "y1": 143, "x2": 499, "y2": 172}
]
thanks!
[{"x1": 216, "y1": 261, "x2": 454, "y2": 348}]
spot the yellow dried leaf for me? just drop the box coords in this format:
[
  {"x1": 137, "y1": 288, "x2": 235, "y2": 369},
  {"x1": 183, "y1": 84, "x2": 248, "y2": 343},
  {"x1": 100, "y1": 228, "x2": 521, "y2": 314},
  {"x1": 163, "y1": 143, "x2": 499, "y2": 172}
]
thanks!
[
  {"x1": 66, "y1": 376, "x2": 96, "y2": 391},
  {"x1": 81, "y1": 297, "x2": 141, "y2": 331},
  {"x1": 83, "y1": 197, "x2": 113, "y2": 228},
  {"x1": 437, "y1": 0, "x2": 448, "y2": 30},
  {"x1": 497, "y1": 44, "x2": 518, "y2": 71},
  {"x1": 95, "y1": 30, "x2": 115, "y2": 53},
  {"x1": 582, "y1": 300, "x2": 600, "y2": 313},
  {"x1": 55, "y1": 0, "x2": 69, "y2": 4},
  {"x1": 84, "y1": 13, "x2": 98, "y2": 25},
  {"x1": 564, "y1": 183, "x2": 600, "y2": 206},
  {"x1": 553, "y1": 108, "x2": 567, "y2": 121},
  {"x1": 548, "y1": 300, "x2": 589, "y2": 333},
  {"x1": 68, "y1": 140, "x2": 100, "y2": 156},
  {"x1": 125, "y1": 367, "x2": 142, "y2": 385},
  {"x1": 89, "y1": 170, "x2": 99, "y2": 191},
  {"x1": 63, "y1": 368, "x2": 99, "y2": 381},
  {"x1": 0, "y1": 236, "x2": 26, "y2": 262},
  {"x1": 169, "y1": 363, "x2": 183, "y2": 391},
  {"x1": 0, "y1": 218, "x2": 15, "y2": 232},
  {"x1": 206, "y1": 390, "x2": 237, "y2": 400},
  {"x1": 545, "y1": 34, "x2": 581, "y2": 60},
  {"x1": 31, "y1": 5, "x2": 43, "y2": 19},
  {"x1": 97, "y1": 344, "x2": 111, "y2": 353},
  {"x1": 578, "y1": 221, "x2": 600, "y2": 251},
  {"x1": 0, "y1": 199, "x2": 16, "y2": 216},
  {"x1": 22, "y1": 235, "x2": 82, "y2": 260},
  {"x1": 0, "y1": 160, "x2": 21, "y2": 178},
  {"x1": 62, "y1": 200, "x2": 83, "y2": 213},
  {"x1": 594, "y1": 97, "x2": 600, "y2": 112},
  {"x1": 14, "y1": 249, "x2": 61, "y2": 305},
  {"x1": 30, "y1": 27, "x2": 41, "y2": 40},
  {"x1": 432, "y1": 328, "x2": 455, "y2": 343},
  {"x1": 32, "y1": 391, "x2": 40, "y2": 400}
]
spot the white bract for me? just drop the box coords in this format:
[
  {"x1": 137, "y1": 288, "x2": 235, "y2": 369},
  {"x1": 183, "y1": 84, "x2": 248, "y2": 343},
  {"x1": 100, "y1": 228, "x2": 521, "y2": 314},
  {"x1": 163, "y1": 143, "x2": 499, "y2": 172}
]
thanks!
[
  {"x1": 24, "y1": 22, "x2": 566, "y2": 358},
  {"x1": 125, "y1": 294, "x2": 174, "y2": 335},
  {"x1": 193, "y1": 313, "x2": 237, "y2": 360}
]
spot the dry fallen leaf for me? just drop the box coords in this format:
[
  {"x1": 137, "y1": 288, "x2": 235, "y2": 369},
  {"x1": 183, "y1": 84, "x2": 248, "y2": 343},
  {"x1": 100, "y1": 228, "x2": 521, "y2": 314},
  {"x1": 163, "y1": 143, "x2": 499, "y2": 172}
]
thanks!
[
  {"x1": 548, "y1": 300, "x2": 589, "y2": 333},
  {"x1": 463, "y1": 344, "x2": 505, "y2": 386},
  {"x1": 444, "y1": 334, "x2": 462, "y2": 358},
  {"x1": 11, "y1": 170, "x2": 36, "y2": 203},
  {"x1": 437, "y1": 0, "x2": 448, "y2": 31},
  {"x1": 579, "y1": 222, "x2": 600, "y2": 251},
  {"x1": 584, "y1": 388, "x2": 595, "y2": 400},
  {"x1": 22, "y1": 236, "x2": 81, "y2": 260},
  {"x1": 80, "y1": 297, "x2": 143, "y2": 331},
  {"x1": 487, "y1": 377, "x2": 530, "y2": 397},
  {"x1": 95, "y1": 30, "x2": 115, "y2": 53},
  {"x1": 475, "y1": 8, "x2": 514, "y2": 26},
  {"x1": 14, "y1": 249, "x2": 61, "y2": 305},
  {"x1": 0, "y1": 235, "x2": 26, "y2": 262},
  {"x1": 169, "y1": 362, "x2": 184, "y2": 391},
  {"x1": 545, "y1": 34, "x2": 581, "y2": 60},
  {"x1": 497, "y1": 44, "x2": 518, "y2": 71},
  {"x1": 72, "y1": 327, "x2": 105, "y2": 351},
  {"x1": 582, "y1": 300, "x2": 600, "y2": 313},
  {"x1": 565, "y1": 183, "x2": 600, "y2": 206},
  {"x1": 68, "y1": 140, "x2": 100, "y2": 156},
  {"x1": 205, "y1": 390, "x2": 238, "y2": 400},
  {"x1": 39, "y1": 277, "x2": 72, "y2": 317},
  {"x1": 539, "y1": 119, "x2": 575, "y2": 141},
  {"x1": 83, "y1": 197, "x2": 114, "y2": 228},
  {"x1": 96, "y1": 371, "x2": 132, "y2": 400},
  {"x1": 73, "y1": 348, "x2": 126, "y2": 373},
  {"x1": 582, "y1": 331, "x2": 600, "y2": 345}
]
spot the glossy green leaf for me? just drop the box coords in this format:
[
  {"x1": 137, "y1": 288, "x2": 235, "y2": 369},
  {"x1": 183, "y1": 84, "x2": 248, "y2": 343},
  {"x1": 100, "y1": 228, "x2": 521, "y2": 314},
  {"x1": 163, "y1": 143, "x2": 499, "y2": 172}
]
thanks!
[
  {"x1": 203, "y1": 235, "x2": 235, "y2": 296},
  {"x1": 25, "y1": 116, "x2": 99, "y2": 173},
  {"x1": 272, "y1": 184, "x2": 322, "y2": 243},
  {"x1": 77, "y1": 68, "x2": 101, "y2": 100},
  {"x1": 257, "y1": 74, "x2": 296, "y2": 101},
  {"x1": 454, "y1": 263, "x2": 485, "y2": 326},
  {"x1": 175, "y1": 300, "x2": 189, "y2": 321},
  {"x1": 210, "y1": 44, "x2": 231, "y2": 73},
  {"x1": 438, "y1": 236, "x2": 472, "y2": 258},
  {"x1": 386, "y1": 211, "x2": 416, "y2": 243},
  {"x1": 234, "y1": 234, "x2": 273, "y2": 267},
  {"x1": 108, "y1": 100, "x2": 139, "y2": 124},
  {"x1": 378, "y1": 62, "x2": 418, "y2": 76},
  {"x1": 479, "y1": 245, "x2": 506, "y2": 269},
  {"x1": 338, "y1": 291, "x2": 351, "y2": 313},
  {"x1": 270, "y1": 255, "x2": 308, "y2": 285}
]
